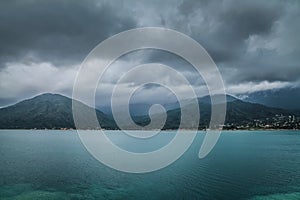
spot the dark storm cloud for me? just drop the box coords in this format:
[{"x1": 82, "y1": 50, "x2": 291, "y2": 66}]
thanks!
[
  {"x1": 227, "y1": 48, "x2": 300, "y2": 83},
  {"x1": 0, "y1": 0, "x2": 136, "y2": 67},
  {"x1": 172, "y1": 0, "x2": 300, "y2": 85},
  {"x1": 178, "y1": 0, "x2": 211, "y2": 16},
  {"x1": 177, "y1": 0, "x2": 284, "y2": 63},
  {"x1": 0, "y1": 0, "x2": 300, "y2": 107}
]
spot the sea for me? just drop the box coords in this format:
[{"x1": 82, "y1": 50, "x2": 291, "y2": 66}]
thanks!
[{"x1": 0, "y1": 130, "x2": 300, "y2": 200}]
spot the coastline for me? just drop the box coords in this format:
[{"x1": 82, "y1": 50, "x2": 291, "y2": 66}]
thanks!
[{"x1": 0, "y1": 128, "x2": 299, "y2": 132}]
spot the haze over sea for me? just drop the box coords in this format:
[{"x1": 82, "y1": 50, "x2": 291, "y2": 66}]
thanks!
[{"x1": 0, "y1": 130, "x2": 300, "y2": 200}]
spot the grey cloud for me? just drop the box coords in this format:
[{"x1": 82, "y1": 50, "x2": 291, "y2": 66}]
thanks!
[
  {"x1": 185, "y1": 0, "x2": 284, "y2": 63},
  {"x1": 178, "y1": 0, "x2": 211, "y2": 16},
  {"x1": 0, "y1": 0, "x2": 300, "y2": 107},
  {"x1": 173, "y1": 0, "x2": 300, "y2": 85},
  {"x1": 0, "y1": 0, "x2": 136, "y2": 67}
]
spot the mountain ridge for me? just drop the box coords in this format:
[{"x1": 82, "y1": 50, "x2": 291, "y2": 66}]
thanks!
[
  {"x1": 0, "y1": 93, "x2": 299, "y2": 130},
  {"x1": 0, "y1": 93, "x2": 117, "y2": 129}
]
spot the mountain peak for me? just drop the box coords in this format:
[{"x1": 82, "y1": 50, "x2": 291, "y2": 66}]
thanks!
[
  {"x1": 199, "y1": 94, "x2": 239, "y2": 104},
  {"x1": 0, "y1": 93, "x2": 117, "y2": 129},
  {"x1": 22, "y1": 93, "x2": 72, "y2": 105},
  {"x1": 32, "y1": 93, "x2": 67, "y2": 99}
]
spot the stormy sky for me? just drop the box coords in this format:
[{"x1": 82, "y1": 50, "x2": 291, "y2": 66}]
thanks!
[{"x1": 0, "y1": 0, "x2": 299, "y2": 109}]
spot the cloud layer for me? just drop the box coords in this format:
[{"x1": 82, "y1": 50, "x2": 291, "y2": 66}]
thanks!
[{"x1": 0, "y1": 0, "x2": 299, "y2": 107}]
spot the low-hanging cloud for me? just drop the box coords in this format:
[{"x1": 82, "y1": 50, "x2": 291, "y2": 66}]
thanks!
[{"x1": 0, "y1": 0, "x2": 299, "y2": 107}]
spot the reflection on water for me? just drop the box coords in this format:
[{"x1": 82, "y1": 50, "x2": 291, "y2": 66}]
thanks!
[{"x1": 0, "y1": 130, "x2": 300, "y2": 200}]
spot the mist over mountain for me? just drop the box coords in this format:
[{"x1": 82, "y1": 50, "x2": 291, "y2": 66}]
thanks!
[
  {"x1": 0, "y1": 93, "x2": 298, "y2": 130},
  {"x1": 240, "y1": 88, "x2": 300, "y2": 110}
]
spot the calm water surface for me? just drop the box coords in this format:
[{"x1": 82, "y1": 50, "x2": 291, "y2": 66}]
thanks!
[{"x1": 0, "y1": 130, "x2": 300, "y2": 200}]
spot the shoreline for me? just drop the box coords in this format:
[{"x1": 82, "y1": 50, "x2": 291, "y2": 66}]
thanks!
[{"x1": 0, "y1": 129, "x2": 299, "y2": 132}]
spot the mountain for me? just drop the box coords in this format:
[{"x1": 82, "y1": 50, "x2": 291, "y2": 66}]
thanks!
[
  {"x1": 98, "y1": 101, "x2": 181, "y2": 117},
  {"x1": 99, "y1": 95, "x2": 237, "y2": 117},
  {"x1": 0, "y1": 93, "x2": 117, "y2": 129},
  {"x1": 98, "y1": 102, "x2": 166, "y2": 116},
  {"x1": 0, "y1": 93, "x2": 298, "y2": 130},
  {"x1": 240, "y1": 88, "x2": 300, "y2": 110},
  {"x1": 134, "y1": 95, "x2": 299, "y2": 130}
]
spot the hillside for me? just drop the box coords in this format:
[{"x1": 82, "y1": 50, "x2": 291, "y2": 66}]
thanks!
[
  {"x1": 0, "y1": 93, "x2": 117, "y2": 129},
  {"x1": 0, "y1": 93, "x2": 298, "y2": 130},
  {"x1": 134, "y1": 95, "x2": 299, "y2": 130}
]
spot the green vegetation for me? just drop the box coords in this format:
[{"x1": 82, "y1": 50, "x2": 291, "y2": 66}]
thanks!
[
  {"x1": 0, "y1": 93, "x2": 299, "y2": 130},
  {"x1": 0, "y1": 93, "x2": 117, "y2": 129}
]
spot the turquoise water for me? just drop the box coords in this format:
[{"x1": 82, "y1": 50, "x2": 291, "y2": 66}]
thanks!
[{"x1": 0, "y1": 130, "x2": 300, "y2": 200}]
